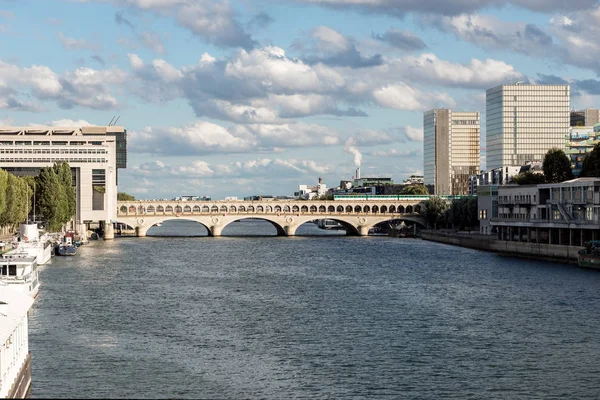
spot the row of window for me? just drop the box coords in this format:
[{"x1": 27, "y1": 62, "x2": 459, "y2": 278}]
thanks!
[
  {"x1": 0, "y1": 149, "x2": 107, "y2": 154},
  {"x1": 0, "y1": 158, "x2": 107, "y2": 163},
  {"x1": 0, "y1": 141, "x2": 105, "y2": 146}
]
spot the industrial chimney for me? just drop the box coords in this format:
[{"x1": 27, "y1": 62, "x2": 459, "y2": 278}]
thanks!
[
  {"x1": 356, "y1": 167, "x2": 360, "y2": 180},
  {"x1": 318, "y1": 177, "x2": 322, "y2": 184}
]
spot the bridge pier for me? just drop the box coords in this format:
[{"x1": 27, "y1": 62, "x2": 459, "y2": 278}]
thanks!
[
  {"x1": 358, "y1": 225, "x2": 370, "y2": 236},
  {"x1": 284, "y1": 225, "x2": 298, "y2": 236},
  {"x1": 211, "y1": 225, "x2": 223, "y2": 237},
  {"x1": 104, "y1": 221, "x2": 115, "y2": 240},
  {"x1": 135, "y1": 226, "x2": 146, "y2": 237}
]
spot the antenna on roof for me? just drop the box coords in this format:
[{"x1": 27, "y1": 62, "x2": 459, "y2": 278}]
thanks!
[
  {"x1": 113, "y1": 116, "x2": 120, "y2": 126},
  {"x1": 108, "y1": 116, "x2": 116, "y2": 126}
]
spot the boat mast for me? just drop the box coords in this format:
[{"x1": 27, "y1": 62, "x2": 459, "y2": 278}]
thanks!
[
  {"x1": 26, "y1": 183, "x2": 29, "y2": 224},
  {"x1": 33, "y1": 182, "x2": 36, "y2": 223}
]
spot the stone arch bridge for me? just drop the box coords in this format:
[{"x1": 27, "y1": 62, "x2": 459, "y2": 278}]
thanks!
[{"x1": 115, "y1": 198, "x2": 427, "y2": 237}]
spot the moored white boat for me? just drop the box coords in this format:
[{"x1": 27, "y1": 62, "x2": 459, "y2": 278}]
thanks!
[
  {"x1": 317, "y1": 219, "x2": 345, "y2": 230},
  {"x1": 9, "y1": 223, "x2": 52, "y2": 265},
  {"x1": 0, "y1": 286, "x2": 34, "y2": 398},
  {"x1": 0, "y1": 254, "x2": 40, "y2": 298}
]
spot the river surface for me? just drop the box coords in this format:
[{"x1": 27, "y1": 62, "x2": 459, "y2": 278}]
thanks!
[{"x1": 28, "y1": 219, "x2": 600, "y2": 398}]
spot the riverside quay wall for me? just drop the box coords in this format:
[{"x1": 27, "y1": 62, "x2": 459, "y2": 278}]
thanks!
[{"x1": 421, "y1": 231, "x2": 580, "y2": 264}]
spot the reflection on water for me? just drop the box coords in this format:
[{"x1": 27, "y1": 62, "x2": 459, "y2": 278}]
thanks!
[{"x1": 29, "y1": 220, "x2": 600, "y2": 398}]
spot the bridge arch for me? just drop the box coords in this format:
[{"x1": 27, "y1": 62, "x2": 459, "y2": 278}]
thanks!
[{"x1": 220, "y1": 217, "x2": 286, "y2": 236}]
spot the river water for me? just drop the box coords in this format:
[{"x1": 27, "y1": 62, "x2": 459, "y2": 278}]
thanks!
[{"x1": 28, "y1": 219, "x2": 600, "y2": 398}]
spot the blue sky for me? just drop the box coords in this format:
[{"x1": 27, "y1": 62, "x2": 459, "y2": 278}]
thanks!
[{"x1": 1, "y1": 0, "x2": 600, "y2": 199}]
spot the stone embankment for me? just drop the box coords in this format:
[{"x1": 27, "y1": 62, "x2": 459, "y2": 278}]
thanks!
[{"x1": 421, "y1": 230, "x2": 580, "y2": 265}]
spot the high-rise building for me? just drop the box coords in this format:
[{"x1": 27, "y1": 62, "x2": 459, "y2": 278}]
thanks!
[
  {"x1": 570, "y1": 108, "x2": 600, "y2": 127},
  {"x1": 486, "y1": 83, "x2": 570, "y2": 170},
  {"x1": 424, "y1": 109, "x2": 480, "y2": 195}
]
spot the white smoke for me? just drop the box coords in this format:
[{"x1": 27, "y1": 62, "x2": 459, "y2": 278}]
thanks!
[{"x1": 344, "y1": 137, "x2": 362, "y2": 167}]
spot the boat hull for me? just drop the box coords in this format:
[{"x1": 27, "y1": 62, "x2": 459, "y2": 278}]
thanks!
[
  {"x1": 578, "y1": 255, "x2": 600, "y2": 269},
  {"x1": 55, "y1": 245, "x2": 77, "y2": 256}
]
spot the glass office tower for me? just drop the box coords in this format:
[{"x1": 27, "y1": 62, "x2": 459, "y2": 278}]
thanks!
[
  {"x1": 486, "y1": 84, "x2": 570, "y2": 171},
  {"x1": 424, "y1": 109, "x2": 480, "y2": 195}
]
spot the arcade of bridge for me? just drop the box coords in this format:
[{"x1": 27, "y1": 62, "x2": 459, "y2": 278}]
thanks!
[{"x1": 115, "y1": 199, "x2": 426, "y2": 237}]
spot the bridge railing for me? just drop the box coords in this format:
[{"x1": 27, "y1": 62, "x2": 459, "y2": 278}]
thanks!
[
  {"x1": 116, "y1": 207, "x2": 424, "y2": 217},
  {"x1": 332, "y1": 195, "x2": 470, "y2": 201}
]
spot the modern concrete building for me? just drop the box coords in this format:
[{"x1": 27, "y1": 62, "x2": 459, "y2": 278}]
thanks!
[
  {"x1": 483, "y1": 178, "x2": 600, "y2": 245},
  {"x1": 486, "y1": 83, "x2": 570, "y2": 171},
  {"x1": 477, "y1": 184, "x2": 498, "y2": 235},
  {"x1": 424, "y1": 109, "x2": 480, "y2": 195},
  {"x1": 468, "y1": 165, "x2": 522, "y2": 195},
  {"x1": 0, "y1": 125, "x2": 127, "y2": 239},
  {"x1": 570, "y1": 108, "x2": 600, "y2": 127}
]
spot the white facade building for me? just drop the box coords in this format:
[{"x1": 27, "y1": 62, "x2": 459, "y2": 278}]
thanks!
[
  {"x1": 0, "y1": 286, "x2": 34, "y2": 398},
  {"x1": 295, "y1": 178, "x2": 327, "y2": 200},
  {"x1": 0, "y1": 126, "x2": 126, "y2": 239},
  {"x1": 486, "y1": 83, "x2": 570, "y2": 170}
]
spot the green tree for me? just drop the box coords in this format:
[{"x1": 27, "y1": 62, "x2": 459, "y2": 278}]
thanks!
[
  {"x1": 511, "y1": 172, "x2": 546, "y2": 185},
  {"x1": 448, "y1": 197, "x2": 478, "y2": 230},
  {"x1": 57, "y1": 162, "x2": 76, "y2": 219},
  {"x1": 0, "y1": 169, "x2": 8, "y2": 217},
  {"x1": 580, "y1": 143, "x2": 600, "y2": 177},
  {"x1": 0, "y1": 174, "x2": 25, "y2": 227},
  {"x1": 401, "y1": 184, "x2": 429, "y2": 195},
  {"x1": 36, "y1": 166, "x2": 64, "y2": 231},
  {"x1": 543, "y1": 148, "x2": 573, "y2": 183},
  {"x1": 421, "y1": 196, "x2": 449, "y2": 229},
  {"x1": 52, "y1": 162, "x2": 70, "y2": 224},
  {"x1": 117, "y1": 192, "x2": 135, "y2": 201}
]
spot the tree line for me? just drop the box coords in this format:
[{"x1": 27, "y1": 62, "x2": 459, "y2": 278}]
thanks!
[
  {"x1": 420, "y1": 196, "x2": 478, "y2": 231},
  {"x1": 0, "y1": 161, "x2": 76, "y2": 232}
]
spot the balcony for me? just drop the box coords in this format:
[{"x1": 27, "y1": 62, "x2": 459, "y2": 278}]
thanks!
[{"x1": 491, "y1": 216, "x2": 597, "y2": 225}]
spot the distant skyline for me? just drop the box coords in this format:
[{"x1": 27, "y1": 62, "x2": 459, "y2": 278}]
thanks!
[{"x1": 1, "y1": 0, "x2": 600, "y2": 199}]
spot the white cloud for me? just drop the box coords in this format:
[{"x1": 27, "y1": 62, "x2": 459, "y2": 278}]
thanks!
[
  {"x1": 373, "y1": 83, "x2": 455, "y2": 110},
  {"x1": 84, "y1": 0, "x2": 255, "y2": 48}
]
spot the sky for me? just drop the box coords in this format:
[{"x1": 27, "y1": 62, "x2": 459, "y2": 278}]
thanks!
[{"x1": 1, "y1": 0, "x2": 600, "y2": 200}]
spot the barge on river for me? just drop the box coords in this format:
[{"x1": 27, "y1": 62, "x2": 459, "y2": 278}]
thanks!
[{"x1": 578, "y1": 240, "x2": 600, "y2": 269}]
